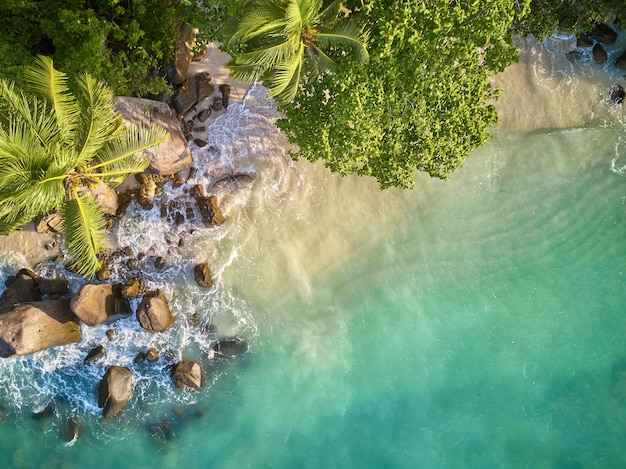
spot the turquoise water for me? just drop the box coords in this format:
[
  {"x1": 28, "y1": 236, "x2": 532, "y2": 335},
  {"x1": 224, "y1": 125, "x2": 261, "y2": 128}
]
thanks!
[{"x1": 2, "y1": 37, "x2": 626, "y2": 467}]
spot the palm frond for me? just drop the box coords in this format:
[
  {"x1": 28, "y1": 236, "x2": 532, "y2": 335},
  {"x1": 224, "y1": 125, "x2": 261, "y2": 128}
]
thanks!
[
  {"x1": 318, "y1": 0, "x2": 342, "y2": 25},
  {"x1": 89, "y1": 123, "x2": 166, "y2": 184},
  {"x1": 268, "y1": 43, "x2": 305, "y2": 102},
  {"x1": 0, "y1": 80, "x2": 63, "y2": 151},
  {"x1": 21, "y1": 56, "x2": 80, "y2": 141},
  {"x1": 62, "y1": 190, "x2": 106, "y2": 277},
  {"x1": 74, "y1": 73, "x2": 124, "y2": 165},
  {"x1": 308, "y1": 43, "x2": 337, "y2": 77},
  {"x1": 230, "y1": 3, "x2": 287, "y2": 43},
  {"x1": 317, "y1": 21, "x2": 370, "y2": 63}
]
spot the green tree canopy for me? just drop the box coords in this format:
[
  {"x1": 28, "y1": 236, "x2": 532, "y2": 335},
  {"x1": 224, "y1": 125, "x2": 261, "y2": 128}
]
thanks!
[
  {"x1": 0, "y1": 56, "x2": 167, "y2": 276},
  {"x1": 277, "y1": 0, "x2": 530, "y2": 189}
]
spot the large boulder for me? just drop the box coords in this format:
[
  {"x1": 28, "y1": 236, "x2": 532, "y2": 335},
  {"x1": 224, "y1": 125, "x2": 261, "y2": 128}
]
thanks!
[
  {"x1": 172, "y1": 72, "x2": 214, "y2": 116},
  {"x1": 70, "y1": 283, "x2": 132, "y2": 326},
  {"x1": 0, "y1": 300, "x2": 81, "y2": 358},
  {"x1": 98, "y1": 366, "x2": 133, "y2": 418},
  {"x1": 136, "y1": 291, "x2": 174, "y2": 332},
  {"x1": 167, "y1": 22, "x2": 195, "y2": 85},
  {"x1": 590, "y1": 23, "x2": 618, "y2": 45},
  {"x1": 171, "y1": 360, "x2": 203, "y2": 391},
  {"x1": 113, "y1": 97, "x2": 192, "y2": 176},
  {"x1": 0, "y1": 273, "x2": 40, "y2": 312}
]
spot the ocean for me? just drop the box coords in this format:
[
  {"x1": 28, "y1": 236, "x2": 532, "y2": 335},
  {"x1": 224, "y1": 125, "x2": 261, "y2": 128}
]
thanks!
[{"x1": 1, "y1": 34, "x2": 626, "y2": 467}]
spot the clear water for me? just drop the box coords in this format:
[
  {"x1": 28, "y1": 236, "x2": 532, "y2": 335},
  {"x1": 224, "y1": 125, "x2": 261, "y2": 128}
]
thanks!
[{"x1": 1, "y1": 35, "x2": 626, "y2": 467}]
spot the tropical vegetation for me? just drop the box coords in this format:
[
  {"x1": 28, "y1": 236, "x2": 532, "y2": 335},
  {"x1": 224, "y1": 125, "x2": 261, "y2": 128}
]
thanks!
[
  {"x1": 0, "y1": 56, "x2": 167, "y2": 276},
  {"x1": 226, "y1": 0, "x2": 369, "y2": 103}
]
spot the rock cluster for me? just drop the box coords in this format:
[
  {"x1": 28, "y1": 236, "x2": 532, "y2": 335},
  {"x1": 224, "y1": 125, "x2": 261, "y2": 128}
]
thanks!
[{"x1": 569, "y1": 23, "x2": 626, "y2": 104}]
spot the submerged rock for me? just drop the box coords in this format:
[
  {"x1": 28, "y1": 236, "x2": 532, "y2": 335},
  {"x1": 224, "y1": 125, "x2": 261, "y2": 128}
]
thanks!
[
  {"x1": 615, "y1": 51, "x2": 626, "y2": 70},
  {"x1": 63, "y1": 417, "x2": 84, "y2": 443},
  {"x1": 212, "y1": 336, "x2": 248, "y2": 358},
  {"x1": 136, "y1": 291, "x2": 174, "y2": 333},
  {"x1": 98, "y1": 366, "x2": 133, "y2": 418},
  {"x1": 171, "y1": 360, "x2": 203, "y2": 391},
  {"x1": 611, "y1": 85, "x2": 625, "y2": 104},
  {"x1": 0, "y1": 300, "x2": 81, "y2": 358},
  {"x1": 70, "y1": 283, "x2": 132, "y2": 326}
]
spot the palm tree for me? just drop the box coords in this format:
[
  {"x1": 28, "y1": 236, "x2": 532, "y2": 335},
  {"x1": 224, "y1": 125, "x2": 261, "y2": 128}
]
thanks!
[
  {"x1": 0, "y1": 56, "x2": 167, "y2": 277},
  {"x1": 227, "y1": 0, "x2": 369, "y2": 103}
]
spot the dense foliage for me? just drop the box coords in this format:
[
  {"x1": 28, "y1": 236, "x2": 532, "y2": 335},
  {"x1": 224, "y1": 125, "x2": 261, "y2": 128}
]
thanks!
[
  {"x1": 226, "y1": 0, "x2": 369, "y2": 103},
  {"x1": 278, "y1": 0, "x2": 530, "y2": 189},
  {"x1": 0, "y1": 0, "x2": 245, "y2": 97},
  {"x1": 0, "y1": 56, "x2": 166, "y2": 276}
]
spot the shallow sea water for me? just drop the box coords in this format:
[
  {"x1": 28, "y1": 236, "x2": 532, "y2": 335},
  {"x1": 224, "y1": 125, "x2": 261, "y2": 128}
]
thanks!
[{"x1": 1, "y1": 35, "x2": 626, "y2": 467}]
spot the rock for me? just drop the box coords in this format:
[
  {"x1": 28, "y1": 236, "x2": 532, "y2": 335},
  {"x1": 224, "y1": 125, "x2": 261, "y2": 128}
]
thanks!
[
  {"x1": 193, "y1": 263, "x2": 213, "y2": 288},
  {"x1": 35, "y1": 278, "x2": 69, "y2": 296},
  {"x1": 98, "y1": 366, "x2": 133, "y2": 418},
  {"x1": 212, "y1": 336, "x2": 248, "y2": 357},
  {"x1": 0, "y1": 273, "x2": 41, "y2": 312},
  {"x1": 96, "y1": 264, "x2": 111, "y2": 281},
  {"x1": 196, "y1": 109, "x2": 211, "y2": 122},
  {"x1": 33, "y1": 401, "x2": 55, "y2": 420},
  {"x1": 148, "y1": 421, "x2": 174, "y2": 442},
  {"x1": 172, "y1": 176, "x2": 185, "y2": 188},
  {"x1": 146, "y1": 347, "x2": 159, "y2": 362},
  {"x1": 212, "y1": 96, "x2": 223, "y2": 111},
  {"x1": 193, "y1": 185, "x2": 225, "y2": 226},
  {"x1": 70, "y1": 283, "x2": 132, "y2": 326},
  {"x1": 167, "y1": 22, "x2": 195, "y2": 86},
  {"x1": 590, "y1": 23, "x2": 618, "y2": 45},
  {"x1": 611, "y1": 85, "x2": 625, "y2": 104},
  {"x1": 113, "y1": 97, "x2": 192, "y2": 176},
  {"x1": 196, "y1": 72, "x2": 214, "y2": 103},
  {"x1": 35, "y1": 213, "x2": 65, "y2": 234},
  {"x1": 593, "y1": 43, "x2": 608, "y2": 64},
  {"x1": 171, "y1": 360, "x2": 203, "y2": 391},
  {"x1": 172, "y1": 73, "x2": 214, "y2": 116},
  {"x1": 84, "y1": 345, "x2": 105, "y2": 364},
  {"x1": 192, "y1": 139, "x2": 207, "y2": 148},
  {"x1": 576, "y1": 33, "x2": 594, "y2": 48},
  {"x1": 121, "y1": 278, "x2": 146, "y2": 297},
  {"x1": 127, "y1": 258, "x2": 139, "y2": 270},
  {"x1": 615, "y1": 51, "x2": 626, "y2": 70},
  {"x1": 0, "y1": 300, "x2": 81, "y2": 358},
  {"x1": 154, "y1": 257, "x2": 166, "y2": 269},
  {"x1": 79, "y1": 181, "x2": 118, "y2": 217},
  {"x1": 134, "y1": 352, "x2": 146, "y2": 364},
  {"x1": 106, "y1": 329, "x2": 116, "y2": 340},
  {"x1": 136, "y1": 291, "x2": 174, "y2": 333},
  {"x1": 63, "y1": 418, "x2": 84, "y2": 443},
  {"x1": 219, "y1": 84, "x2": 231, "y2": 108}
]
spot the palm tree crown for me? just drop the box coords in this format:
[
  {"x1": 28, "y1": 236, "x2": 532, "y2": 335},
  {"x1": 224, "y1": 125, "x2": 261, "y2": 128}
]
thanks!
[
  {"x1": 227, "y1": 0, "x2": 369, "y2": 103},
  {"x1": 0, "y1": 56, "x2": 167, "y2": 277}
]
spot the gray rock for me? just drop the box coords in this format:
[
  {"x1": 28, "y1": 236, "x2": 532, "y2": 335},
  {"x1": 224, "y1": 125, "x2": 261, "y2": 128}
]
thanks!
[
  {"x1": 70, "y1": 283, "x2": 132, "y2": 326},
  {"x1": 98, "y1": 366, "x2": 133, "y2": 418},
  {"x1": 590, "y1": 23, "x2": 618, "y2": 45},
  {"x1": 0, "y1": 300, "x2": 81, "y2": 358},
  {"x1": 615, "y1": 51, "x2": 626, "y2": 70},
  {"x1": 171, "y1": 360, "x2": 203, "y2": 391},
  {"x1": 136, "y1": 291, "x2": 174, "y2": 333},
  {"x1": 113, "y1": 97, "x2": 192, "y2": 176},
  {"x1": 593, "y1": 43, "x2": 608, "y2": 64},
  {"x1": 212, "y1": 336, "x2": 248, "y2": 357}
]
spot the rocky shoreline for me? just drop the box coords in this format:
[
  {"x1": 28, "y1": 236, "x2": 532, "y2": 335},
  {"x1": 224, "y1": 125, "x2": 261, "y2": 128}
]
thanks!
[{"x1": 0, "y1": 40, "x2": 253, "y2": 440}]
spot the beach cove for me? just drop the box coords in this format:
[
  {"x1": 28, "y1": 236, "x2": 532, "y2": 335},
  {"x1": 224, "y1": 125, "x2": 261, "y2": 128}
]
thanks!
[{"x1": 1, "y1": 32, "x2": 626, "y2": 468}]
